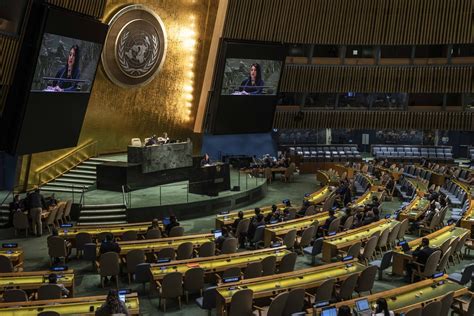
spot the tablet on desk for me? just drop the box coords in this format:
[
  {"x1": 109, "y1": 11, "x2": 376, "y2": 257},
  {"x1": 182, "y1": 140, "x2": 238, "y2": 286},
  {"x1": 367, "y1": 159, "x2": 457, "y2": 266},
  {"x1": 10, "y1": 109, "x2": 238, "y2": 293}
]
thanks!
[
  {"x1": 2, "y1": 243, "x2": 18, "y2": 248},
  {"x1": 223, "y1": 276, "x2": 240, "y2": 283},
  {"x1": 355, "y1": 298, "x2": 370, "y2": 312},
  {"x1": 212, "y1": 229, "x2": 222, "y2": 239},
  {"x1": 321, "y1": 306, "x2": 337, "y2": 316},
  {"x1": 398, "y1": 240, "x2": 411, "y2": 253},
  {"x1": 162, "y1": 217, "x2": 171, "y2": 226}
]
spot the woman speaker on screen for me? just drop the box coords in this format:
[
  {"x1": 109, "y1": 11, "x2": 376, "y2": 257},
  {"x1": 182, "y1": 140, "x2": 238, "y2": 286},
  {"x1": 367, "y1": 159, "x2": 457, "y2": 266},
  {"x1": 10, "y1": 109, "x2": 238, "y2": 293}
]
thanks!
[
  {"x1": 238, "y1": 63, "x2": 264, "y2": 95},
  {"x1": 48, "y1": 44, "x2": 81, "y2": 92}
]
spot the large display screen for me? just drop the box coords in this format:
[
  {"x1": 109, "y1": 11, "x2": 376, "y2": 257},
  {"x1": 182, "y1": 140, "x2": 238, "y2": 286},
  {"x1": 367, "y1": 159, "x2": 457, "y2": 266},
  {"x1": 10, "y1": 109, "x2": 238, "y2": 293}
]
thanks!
[
  {"x1": 221, "y1": 58, "x2": 282, "y2": 96},
  {"x1": 1, "y1": 5, "x2": 108, "y2": 154},
  {"x1": 209, "y1": 41, "x2": 286, "y2": 134},
  {"x1": 31, "y1": 33, "x2": 103, "y2": 93}
]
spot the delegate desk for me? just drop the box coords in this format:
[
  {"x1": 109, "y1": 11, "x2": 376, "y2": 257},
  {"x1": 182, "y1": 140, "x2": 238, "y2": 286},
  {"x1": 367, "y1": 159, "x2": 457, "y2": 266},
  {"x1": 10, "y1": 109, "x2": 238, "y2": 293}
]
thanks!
[
  {"x1": 398, "y1": 195, "x2": 430, "y2": 221},
  {"x1": 322, "y1": 219, "x2": 399, "y2": 262},
  {"x1": 315, "y1": 170, "x2": 340, "y2": 186},
  {"x1": 391, "y1": 225, "x2": 469, "y2": 276},
  {"x1": 150, "y1": 247, "x2": 290, "y2": 282},
  {"x1": 215, "y1": 204, "x2": 286, "y2": 228},
  {"x1": 304, "y1": 185, "x2": 331, "y2": 205},
  {"x1": 58, "y1": 222, "x2": 162, "y2": 247},
  {"x1": 312, "y1": 276, "x2": 467, "y2": 315},
  {"x1": 350, "y1": 188, "x2": 384, "y2": 209},
  {"x1": 263, "y1": 213, "x2": 330, "y2": 247},
  {"x1": 216, "y1": 259, "x2": 365, "y2": 316},
  {"x1": 241, "y1": 167, "x2": 287, "y2": 180},
  {"x1": 0, "y1": 293, "x2": 139, "y2": 315},
  {"x1": 0, "y1": 248, "x2": 24, "y2": 268},
  {"x1": 111, "y1": 233, "x2": 215, "y2": 257},
  {"x1": 407, "y1": 178, "x2": 429, "y2": 194},
  {"x1": 0, "y1": 270, "x2": 75, "y2": 297},
  {"x1": 189, "y1": 163, "x2": 230, "y2": 196},
  {"x1": 376, "y1": 166, "x2": 402, "y2": 181}
]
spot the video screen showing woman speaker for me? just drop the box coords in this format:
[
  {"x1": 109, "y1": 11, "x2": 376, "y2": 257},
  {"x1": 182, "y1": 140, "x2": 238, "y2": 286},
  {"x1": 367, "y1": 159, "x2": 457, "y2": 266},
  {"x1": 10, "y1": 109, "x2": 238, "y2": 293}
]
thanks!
[
  {"x1": 221, "y1": 58, "x2": 282, "y2": 96},
  {"x1": 30, "y1": 33, "x2": 103, "y2": 93}
]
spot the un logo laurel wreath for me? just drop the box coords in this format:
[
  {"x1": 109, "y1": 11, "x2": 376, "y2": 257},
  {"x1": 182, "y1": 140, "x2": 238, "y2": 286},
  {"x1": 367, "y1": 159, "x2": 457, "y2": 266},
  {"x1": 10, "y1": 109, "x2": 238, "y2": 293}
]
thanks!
[
  {"x1": 117, "y1": 31, "x2": 159, "y2": 77},
  {"x1": 101, "y1": 4, "x2": 167, "y2": 88}
]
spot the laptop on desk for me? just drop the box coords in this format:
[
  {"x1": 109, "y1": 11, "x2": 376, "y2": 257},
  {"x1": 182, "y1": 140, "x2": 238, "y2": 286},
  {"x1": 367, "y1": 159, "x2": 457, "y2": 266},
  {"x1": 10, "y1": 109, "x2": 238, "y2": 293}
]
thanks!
[
  {"x1": 355, "y1": 298, "x2": 372, "y2": 316},
  {"x1": 398, "y1": 240, "x2": 412, "y2": 254}
]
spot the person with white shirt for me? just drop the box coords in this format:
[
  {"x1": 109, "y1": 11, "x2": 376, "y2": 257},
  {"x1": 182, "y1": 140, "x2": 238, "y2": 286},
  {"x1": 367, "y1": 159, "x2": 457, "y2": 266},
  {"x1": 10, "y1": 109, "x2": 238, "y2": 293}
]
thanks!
[{"x1": 372, "y1": 298, "x2": 394, "y2": 316}]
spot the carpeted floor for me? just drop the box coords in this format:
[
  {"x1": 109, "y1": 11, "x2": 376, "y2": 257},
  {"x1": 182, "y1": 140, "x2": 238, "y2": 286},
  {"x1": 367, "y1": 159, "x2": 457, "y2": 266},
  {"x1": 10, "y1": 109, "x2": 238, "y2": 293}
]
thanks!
[{"x1": 0, "y1": 173, "x2": 472, "y2": 315}]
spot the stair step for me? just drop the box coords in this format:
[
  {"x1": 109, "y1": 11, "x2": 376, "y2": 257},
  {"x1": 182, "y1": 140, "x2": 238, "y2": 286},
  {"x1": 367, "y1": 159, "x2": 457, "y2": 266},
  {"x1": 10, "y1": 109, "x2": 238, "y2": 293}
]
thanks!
[
  {"x1": 82, "y1": 161, "x2": 104, "y2": 166},
  {"x1": 82, "y1": 203, "x2": 125, "y2": 210},
  {"x1": 62, "y1": 173, "x2": 97, "y2": 180},
  {"x1": 81, "y1": 209, "x2": 126, "y2": 214},
  {"x1": 42, "y1": 182, "x2": 89, "y2": 189},
  {"x1": 77, "y1": 221, "x2": 127, "y2": 226},
  {"x1": 79, "y1": 214, "x2": 127, "y2": 220},
  {"x1": 69, "y1": 169, "x2": 96, "y2": 176},
  {"x1": 89, "y1": 157, "x2": 120, "y2": 163},
  {"x1": 39, "y1": 187, "x2": 84, "y2": 194},
  {"x1": 54, "y1": 178, "x2": 95, "y2": 185},
  {"x1": 76, "y1": 165, "x2": 97, "y2": 171}
]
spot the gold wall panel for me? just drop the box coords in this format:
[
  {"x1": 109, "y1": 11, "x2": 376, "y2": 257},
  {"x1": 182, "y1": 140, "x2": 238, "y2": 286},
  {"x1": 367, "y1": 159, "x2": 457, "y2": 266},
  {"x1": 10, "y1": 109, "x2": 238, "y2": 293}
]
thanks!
[
  {"x1": 223, "y1": 0, "x2": 474, "y2": 45},
  {"x1": 280, "y1": 65, "x2": 474, "y2": 94},
  {"x1": 273, "y1": 110, "x2": 474, "y2": 131},
  {"x1": 22, "y1": 0, "x2": 219, "y2": 189}
]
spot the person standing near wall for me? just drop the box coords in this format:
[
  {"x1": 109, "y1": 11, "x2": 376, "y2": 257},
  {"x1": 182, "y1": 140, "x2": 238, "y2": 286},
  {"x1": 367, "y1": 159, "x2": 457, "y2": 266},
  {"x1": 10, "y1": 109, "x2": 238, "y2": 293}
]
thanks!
[{"x1": 27, "y1": 187, "x2": 46, "y2": 237}]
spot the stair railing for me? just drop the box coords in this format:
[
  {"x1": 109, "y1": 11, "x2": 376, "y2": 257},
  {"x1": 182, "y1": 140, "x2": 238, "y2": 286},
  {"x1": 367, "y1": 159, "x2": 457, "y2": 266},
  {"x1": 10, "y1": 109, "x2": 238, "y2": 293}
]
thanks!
[
  {"x1": 79, "y1": 185, "x2": 86, "y2": 205},
  {"x1": 121, "y1": 185, "x2": 131, "y2": 209},
  {"x1": 36, "y1": 140, "x2": 98, "y2": 187},
  {"x1": 1, "y1": 191, "x2": 12, "y2": 206}
]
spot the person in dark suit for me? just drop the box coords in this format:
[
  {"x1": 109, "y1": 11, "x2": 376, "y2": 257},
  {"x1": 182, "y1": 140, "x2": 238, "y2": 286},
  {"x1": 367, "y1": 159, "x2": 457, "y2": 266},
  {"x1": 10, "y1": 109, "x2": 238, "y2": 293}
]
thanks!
[
  {"x1": 265, "y1": 205, "x2": 281, "y2": 223},
  {"x1": 200, "y1": 153, "x2": 211, "y2": 167},
  {"x1": 406, "y1": 238, "x2": 436, "y2": 281},
  {"x1": 99, "y1": 234, "x2": 121, "y2": 256},
  {"x1": 238, "y1": 63, "x2": 265, "y2": 95},
  {"x1": 145, "y1": 135, "x2": 158, "y2": 146},
  {"x1": 8, "y1": 194, "x2": 22, "y2": 227},
  {"x1": 49, "y1": 45, "x2": 81, "y2": 92},
  {"x1": 321, "y1": 209, "x2": 337, "y2": 232},
  {"x1": 164, "y1": 215, "x2": 180, "y2": 236},
  {"x1": 231, "y1": 211, "x2": 244, "y2": 232},
  {"x1": 247, "y1": 208, "x2": 262, "y2": 240},
  {"x1": 215, "y1": 227, "x2": 230, "y2": 250}
]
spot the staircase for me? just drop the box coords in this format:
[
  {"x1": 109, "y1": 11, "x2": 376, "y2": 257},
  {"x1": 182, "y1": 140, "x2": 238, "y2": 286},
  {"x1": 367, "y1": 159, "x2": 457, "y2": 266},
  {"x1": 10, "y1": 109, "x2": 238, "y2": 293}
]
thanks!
[
  {"x1": 40, "y1": 157, "x2": 118, "y2": 194},
  {"x1": 77, "y1": 203, "x2": 127, "y2": 225}
]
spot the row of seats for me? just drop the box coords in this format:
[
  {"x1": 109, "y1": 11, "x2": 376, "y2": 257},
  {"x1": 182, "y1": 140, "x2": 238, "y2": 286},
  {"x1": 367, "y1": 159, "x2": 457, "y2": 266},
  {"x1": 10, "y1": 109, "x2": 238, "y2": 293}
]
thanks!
[
  {"x1": 373, "y1": 145, "x2": 453, "y2": 163},
  {"x1": 395, "y1": 177, "x2": 416, "y2": 201},
  {"x1": 440, "y1": 180, "x2": 469, "y2": 208},
  {"x1": 450, "y1": 199, "x2": 471, "y2": 221},
  {"x1": 354, "y1": 174, "x2": 371, "y2": 195},
  {"x1": 403, "y1": 165, "x2": 433, "y2": 182},
  {"x1": 289, "y1": 145, "x2": 362, "y2": 162}
]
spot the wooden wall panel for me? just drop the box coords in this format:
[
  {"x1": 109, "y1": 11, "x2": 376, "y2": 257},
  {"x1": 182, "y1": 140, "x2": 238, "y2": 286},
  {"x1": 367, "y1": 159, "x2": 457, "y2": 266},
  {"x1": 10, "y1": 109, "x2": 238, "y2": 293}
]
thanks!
[
  {"x1": 273, "y1": 110, "x2": 474, "y2": 131},
  {"x1": 224, "y1": 0, "x2": 474, "y2": 44},
  {"x1": 280, "y1": 65, "x2": 474, "y2": 93},
  {"x1": 45, "y1": 0, "x2": 106, "y2": 19}
]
